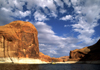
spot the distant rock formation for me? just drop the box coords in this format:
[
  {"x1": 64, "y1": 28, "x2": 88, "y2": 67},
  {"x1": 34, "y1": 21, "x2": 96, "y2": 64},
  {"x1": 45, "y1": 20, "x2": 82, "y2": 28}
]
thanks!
[
  {"x1": 59, "y1": 56, "x2": 69, "y2": 62},
  {"x1": 0, "y1": 21, "x2": 39, "y2": 58},
  {"x1": 39, "y1": 52, "x2": 64, "y2": 62},
  {"x1": 68, "y1": 39, "x2": 100, "y2": 61}
]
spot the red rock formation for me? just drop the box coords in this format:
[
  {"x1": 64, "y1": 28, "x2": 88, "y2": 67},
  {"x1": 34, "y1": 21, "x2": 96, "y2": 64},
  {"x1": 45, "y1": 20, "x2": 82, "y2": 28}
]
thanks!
[
  {"x1": 39, "y1": 52, "x2": 51, "y2": 62},
  {"x1": 0, "y1": 20, "x2": 39, "y2": 58},
  {"x1": 59, "y1": 56, "x2": 69, "y2": 62},
  {"x1": 39, "y1": 52, "x2": 63, "y2": 62},
  {"x1": 51, "y1": 57, "x2": 63, "y2": 62},
  {"x1": 68, "y1": 39, "x2": 100, "y2": 61}
]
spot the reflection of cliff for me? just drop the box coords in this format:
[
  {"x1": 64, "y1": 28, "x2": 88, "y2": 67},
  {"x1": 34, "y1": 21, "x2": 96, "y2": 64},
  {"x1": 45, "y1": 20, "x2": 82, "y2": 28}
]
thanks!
[
  {"x1": 0, "y1": 21, "x2": 39, "y2": 58},
  {"x1": 69, "y1": 39, "x2": 100, "y2": 61},
  {"x1": 0, "y1": 64, "x2": 39, "y2": 70}
]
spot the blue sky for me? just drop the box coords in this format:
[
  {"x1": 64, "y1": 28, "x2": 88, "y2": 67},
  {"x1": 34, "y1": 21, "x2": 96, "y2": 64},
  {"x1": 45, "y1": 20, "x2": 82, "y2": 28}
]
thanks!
[{"x1": 0, "y1": 0, "x2": 100, "y2": 57}]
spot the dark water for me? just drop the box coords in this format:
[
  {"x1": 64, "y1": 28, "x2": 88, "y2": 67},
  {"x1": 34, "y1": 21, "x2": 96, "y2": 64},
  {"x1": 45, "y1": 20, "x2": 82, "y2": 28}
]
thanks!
[{"x1": 0, "y1": 64, "x2": 100, "y2": 70}]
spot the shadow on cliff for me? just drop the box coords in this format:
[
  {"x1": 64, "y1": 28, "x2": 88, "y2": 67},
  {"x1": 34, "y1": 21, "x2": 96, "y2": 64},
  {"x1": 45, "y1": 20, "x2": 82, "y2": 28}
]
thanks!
[
  {"x1": 69, "y1": 39, "x2": 100, "y2": 62},
  {"x1": 79, "y1": 39, "x2": 100, "y2": 61}
]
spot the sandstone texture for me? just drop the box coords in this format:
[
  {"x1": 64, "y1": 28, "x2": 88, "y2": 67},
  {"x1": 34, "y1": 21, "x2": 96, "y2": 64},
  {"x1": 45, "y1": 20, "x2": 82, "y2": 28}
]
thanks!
[
  {"x1": 69, "y1": 39, "x2": 100, "y2": 61},
  {"x1": 0, "y1": 21, "x2": 39, "y2": 58}
]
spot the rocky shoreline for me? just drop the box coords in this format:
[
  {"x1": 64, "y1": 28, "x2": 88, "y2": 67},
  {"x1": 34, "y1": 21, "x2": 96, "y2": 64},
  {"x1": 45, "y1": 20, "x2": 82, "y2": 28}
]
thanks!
[
  {"x1": 0, "y1": 58, "x2": 100, "y2": 64},
  {"x1": 0, "y1": 58, "x2": 48, "y2": 64}
]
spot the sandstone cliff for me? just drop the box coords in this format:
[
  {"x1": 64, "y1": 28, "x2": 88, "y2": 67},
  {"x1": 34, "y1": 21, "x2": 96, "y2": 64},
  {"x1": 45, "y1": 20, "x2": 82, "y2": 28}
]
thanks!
[
  {"x1": 69, "y1": 39, "x2": 100, "y2": 61},
  {"x1": 0, "y1": 21, "x2": 39, "y2": 58}
]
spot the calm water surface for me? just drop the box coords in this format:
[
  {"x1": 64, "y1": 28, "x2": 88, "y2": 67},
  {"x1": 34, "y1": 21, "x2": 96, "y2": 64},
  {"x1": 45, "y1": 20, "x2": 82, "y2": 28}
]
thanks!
[{"x1": 0, "y1": 64, "x2": 100, "y2": 70}]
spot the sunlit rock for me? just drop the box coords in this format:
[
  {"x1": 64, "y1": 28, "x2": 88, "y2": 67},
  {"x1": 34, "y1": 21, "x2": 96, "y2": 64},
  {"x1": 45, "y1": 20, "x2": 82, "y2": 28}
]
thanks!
[{"x1": 0, "y1": 20, "x2": 39, "y2": 58}]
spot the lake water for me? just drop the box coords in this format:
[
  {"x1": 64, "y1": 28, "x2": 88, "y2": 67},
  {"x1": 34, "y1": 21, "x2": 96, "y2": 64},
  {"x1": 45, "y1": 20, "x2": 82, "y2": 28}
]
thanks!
[{"x1": 0, "y1": 64, "x2": 100, "y2": 70}]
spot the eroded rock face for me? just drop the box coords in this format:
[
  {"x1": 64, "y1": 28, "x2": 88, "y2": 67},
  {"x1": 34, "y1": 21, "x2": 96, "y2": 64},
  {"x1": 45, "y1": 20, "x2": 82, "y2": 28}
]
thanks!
[
  {"x1": 0, "y1": 21, "x2": 39, "y2": 58},
  {"x1": 69, "y1": 39, "x2": 100, "y2": 61}
]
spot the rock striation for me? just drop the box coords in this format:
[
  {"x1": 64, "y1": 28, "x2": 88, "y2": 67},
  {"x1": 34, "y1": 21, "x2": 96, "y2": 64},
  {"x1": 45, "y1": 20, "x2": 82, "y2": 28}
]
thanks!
[
  {"x1": 0, "y1": 21, "x2": 39, "y2": 58},
  {"x1": 69, "y1": 39, "x2": 100, "y2": 61}
]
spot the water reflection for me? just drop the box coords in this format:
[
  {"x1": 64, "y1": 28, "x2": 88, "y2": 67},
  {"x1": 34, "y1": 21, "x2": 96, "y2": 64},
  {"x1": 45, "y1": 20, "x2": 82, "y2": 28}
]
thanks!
[
  {"x1": 0, "y1": 64, "x2": 39, "y2": 70},
  {"x1": 70, "y1": 64, "x2": 100, "y2": 70},
  {"x1": 39, "y1": 64, "x2": 71, "y2": 70},
  {"x1": 0, "y1": 64, "x2": 100, "y2": 70}
]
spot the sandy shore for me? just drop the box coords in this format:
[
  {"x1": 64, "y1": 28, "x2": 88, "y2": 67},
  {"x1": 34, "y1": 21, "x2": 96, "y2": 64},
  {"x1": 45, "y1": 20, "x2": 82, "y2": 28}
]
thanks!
[
  {"x1": 0, "y1": 58, "x2": 100, "y2": 64},
  {"x1": 0, "y1": 58, "x2": 50, "y2": 64}
]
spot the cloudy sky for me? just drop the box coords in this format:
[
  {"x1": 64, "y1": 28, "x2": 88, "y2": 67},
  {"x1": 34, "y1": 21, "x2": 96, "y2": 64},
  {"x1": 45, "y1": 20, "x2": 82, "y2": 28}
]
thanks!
[{"x1": 0, "y1": 0, "x2": 100, "y2": 57}]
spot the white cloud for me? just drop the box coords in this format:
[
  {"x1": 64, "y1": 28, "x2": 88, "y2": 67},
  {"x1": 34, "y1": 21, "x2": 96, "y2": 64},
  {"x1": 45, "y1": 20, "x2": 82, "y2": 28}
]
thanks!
[
  {"x1": 54, "y1": 0, "x2": 64, "y2": 8},
  {"x1": 39, "y1": 44, "x2": 47, "y2": 47},
  {"x1": 63, "y1": 0, "x2": 71, "y2": 7},
  {"x1": 50, "y1": 11, "x2": 57, "y2": 18},
  {"x1": 64, "y1": 25, "x2": 67, "y2": 27},
  {"x1": 0, "y1": 0, "x2": 58, "y2": 23},
  {"x1": 70, "y1": 0, "x2": 100, "y2": 45},
  {"x1": 71, "y1": 0, "x2": 100, "y2": 23},
  {"x1": 25, "y1": 19, "x2": 29, "y2": 21},
  {"x1": 0, "y1": 0, "x2": 57, "y2": 24},
  {"x1": 74, "y1": 6, "x2": 82, "y2": 14},
  {"x1": 1, "y1": 7, "x2": 10, "y2": 12},
  {"x1": 59, "y1": 8, "x2": 67, "y2": 14},
  {"x1": 26, "y1": 0, "x2": 58, "y2": 18},
  {"x1": 0, "y1": 0, "x2": 25, "y2": 11},
  {"x1": 0, "y1": 0, "x2": 26, "y2": 25},
  {"x1": 0, "y1": 8, "x2": 15, "y2": 25},
  {"x1": 19, "y1": 11, "x2": 31, "y2": 17},
  {"x1": 35, "y1": 22, "x2": 54, "y2": 34},
  {"x1": 33, "y1": 22, "x2": 79, "y2": 57},
  {"x1": 34, "y1": 10, "x2": 49, "y2": 21},
  {"x1": 71, "y1": 0, "x2": 80, "y2": 6},
  {"x1": 26, "y1": 0, "x2": 57, "y2": 12},
  {"x1": 13, "y1": 0, "x2": 25, "y2": 10},
  {"x1": 60, "y1": 15, "x2": 72, "y2": 21},
  {"x1": 50, "y1": 50, "x2": 57, "y2": 54},
  {"x1": 72, "y1": 17, "x2": 99, "y2": 45},
  {"x1": 7, "y1": 10, "x2": 31, "y2": 18},
  {"x1": 64, "y1": 25, "x2": 70, "y2": 27}
]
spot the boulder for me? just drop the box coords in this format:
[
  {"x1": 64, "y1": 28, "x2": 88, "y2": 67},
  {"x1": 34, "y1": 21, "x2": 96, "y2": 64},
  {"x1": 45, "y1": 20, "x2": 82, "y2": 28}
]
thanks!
[
  {"x1": 0, "y1": 20, "x2": 39, "y2": 58},
  {"x1": 68, "y1": 39, "x2": 100, "y2": 61}
]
